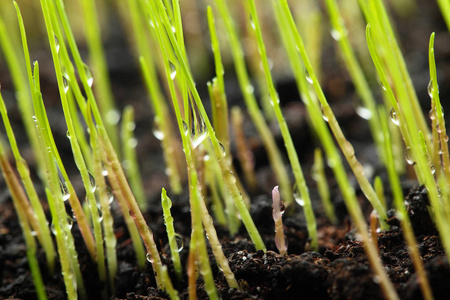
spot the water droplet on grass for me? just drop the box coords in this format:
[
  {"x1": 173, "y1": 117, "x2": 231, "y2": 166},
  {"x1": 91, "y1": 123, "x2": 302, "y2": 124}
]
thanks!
[
  {"x1": 84, "y1": 64, "x2": 94, "y2": 87},
  {"x1": 404, "y1": 147, "x2": 414, "y2": 165},
  {"x1": 305, "y1": 70, "x2": 313, "y2": 84},
  {"x1": 293, "y1": 184, "x2": 304, "y2": 207},
  {"x1": 173, "y1": 234, "x2": 184, "y2": 252},
  {"x1": 169, "y1": 61, "x2": 176, "y2": 80},
  {"x1": 390, "y1": 108, "x2": 400, "y2": 126}
]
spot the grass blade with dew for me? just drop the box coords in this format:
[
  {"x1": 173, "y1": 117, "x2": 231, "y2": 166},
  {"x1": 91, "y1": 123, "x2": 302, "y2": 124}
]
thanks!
[
  {"x1": 39, "y1": 0, "x2": 107, "y2": 281},
  {"x1": 79, "y1": 0, "x2": 119, "y2": 153},
  {"x1": 279, "y1": 0, "x2": 388, "y2": 229},
  {"x1": 0, "y1": 28, "x2": 56, "y2": 268},
  {"x1": 231, "y1": 106, "x2": 258, "y2": 192},
  {"x1": 312, "y1": 148, "x2": 337, "y2": 224},
  {"x1": 33, "y1": 59, "x2": 87, "y2": 299},
  {"x1": 121, "y1": 106, "x2": 147, "y2": 211},
  {"x1": 86, "y1": 104, "x2": 118, "y2": 292},
  {"x1": 247, "y1": 0, "x2": 318, "y2": 250},
  {"x1": 145, "y1": 0, "x2": 239, "y2": 289},
  {"x1": 161, "y1": 188, "x2": 183, "y2": 282},
  {"x1": 150, "y1": 0, "x2": 266, "y2": 253},
  {"x1": 0, "y1": 3, "x2": 45, "y2": 181},
  {"x1": 128, "y1": 0, "x2": 183, "y2": 194},
  {"x1": 276, "y1": 1, "x2": 398, "y2": 299},
  {"x1": 367, "y1": 23, "x2": 450, "y2": 260},
  {"x1": 213, "y1": 0, "x2": 293, "y2": 205},
  {"x1": 378, "y1": 105, "x2": 433, "y2": 300},
  {"x1": 0, "y1": 125, "x2": 47, "y2": 300},
  {"x1": 324, "y1": 0, "x2": 386, "y2": 164}
]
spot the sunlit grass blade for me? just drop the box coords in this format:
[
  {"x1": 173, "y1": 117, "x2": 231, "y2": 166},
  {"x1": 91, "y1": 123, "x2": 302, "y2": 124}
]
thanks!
[
  {"x1": 121, "y1": 106, "x2": 147, "y2": 211},
  {"x1": 276, "y1": 1, "x2": 398, "y2": 299},
  {"x1": 247, "y1": 0, "x2": 318, "y2": 250},
  {"x1": 213, "y1": 0, "x2": 293, "y2": 205}
]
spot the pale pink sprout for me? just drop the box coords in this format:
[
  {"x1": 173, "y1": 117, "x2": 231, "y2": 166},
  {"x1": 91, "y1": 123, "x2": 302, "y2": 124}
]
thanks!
[{"x1": 272, "y1": 186, "x2": 287, "y2": 255}]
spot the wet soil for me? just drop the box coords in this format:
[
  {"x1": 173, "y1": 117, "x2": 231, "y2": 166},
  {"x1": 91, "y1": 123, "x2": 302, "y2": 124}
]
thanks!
[{"x1": 2, "y1": 0, "x2": 450, "y2": 299}]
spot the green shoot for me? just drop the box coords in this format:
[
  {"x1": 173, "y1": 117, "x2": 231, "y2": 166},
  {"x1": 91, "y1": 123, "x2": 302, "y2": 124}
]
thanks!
[
  {"x1": 0, "y1": 137, "x2": 47, "y2": 300},
  {"x1": 213, "y1": 0, "x2": 293, "y2": 205},
  {"x1": 145, "y1": 0, "x2": 239, "y2": 289},
  {"x1": 247, "y1": 0, "x2": 318, "y2": 250},
  {"x1": 378, "y1": 105, "x2": 433, "y2": 300},
  {"x1": 374, "y1": 176, "x2": 386, "y2": 210},
  {"x1": 79, "y1": 0, "x2": 119, "y2": 153},
  {"x1": 121, "y1": 106, "x2": 147, "y2": 211},
  {"x1": 161, "y1": 188, "x2": 183, "y2": 281},
  {"x1": 87, "y1": 108, "x2": 118, "y2": 291},
  {"x1": 275, "y1": 1, "x2": 398, "y2": 299},
  {"x1": 231, "y1": 107, "x2": 257, "y2": 192},
  {"x1": 324, "y1": 0, "x2": 386, "y2": 164},
  {"x1": 437, "y1": 0, "x2": 450, "y2": 32},
  {"x1": 312, "y1": 148, "x2": 337, "y2": 224},
  {"x1": 150, "y1": 0, "x2": 266, "y2": 252}
]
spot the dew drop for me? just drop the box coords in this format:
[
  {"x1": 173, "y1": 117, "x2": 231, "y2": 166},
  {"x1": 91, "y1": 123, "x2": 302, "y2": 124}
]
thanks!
[
  {"x1": 389, "y1": 107, "x2": 400, "y2": 126},
  {"x1": 330, "y1": 28, "x2": 342, "y2": 41},
  {"x1": 428, "y1": 79, "x2": 434, "y2": 98},
  {"x1": 436, "y1": 122, "x2": 442, "y2": 133},
  {"x1": 249, "y1": 14, "x2": 256, "y2": 30},
  {"x1": 102, "y1": 169, "x2": 108, "y2": 177},
  {"x1": 293, "y1": 184, "x2": 304, "y2": 207},
  {"x1": 60, "y1": 181, "x2": 70, "y2": 201},
  {"x1": 62, "y1": 75, "x2": 69, "y2": 94},
  {"x1": 380, "y1": 81, "x2": 387, "y2": 91},
  {"x1": 445, "y1": 135, "x2": 449, "y2": 143},
  {"x1": 146, "y1": 253, "x2": 154, "y2": 263},
  {"x1": 171, "y1": 26, "x2": 176, "y2": 34},
  {"x1": 321, "y1": 105, "x2": 329, "y2": 122},
  {"x1": 182, "y1": 120, "x2": 189, "y2": 136},
  {"x1": 305, "y1": 70, "x2": 313, "y2": 84},
  {"x1": 128, "y1": 138, "x2": 137, "y2": 148},
  {"x1": 429, "y1": 108, "x2": 436, "y2": 120},
  {"x1": 106, "y1": 109, "x2": 120, "y2": 126},
  {"x1": 152, "y1": 118, "x2": 164, "y2": 140},
  {"x1": 224, "y1": 170, "x2": 237, "y2": 184},
  {"x1": 54, "y1": 34, "x2": 60, "y2": 53},
  {"x1": 356, "y1": 106, "x2": 372, "y2": 120},
  {"x1": 219, "y1": 142, "x2": 226, "y2": 156},
  {"x1": 31, "y1": 230, "x2": 37, "y2": 237},
  {"x1": 169, "y1": 61, "x2": 176, "y2": 80},
  {"x1": 84, "y1": 64, "x2": 94, "y2": 87},
  {"x1": 404, "y1": 147, "x2": 414, "y2": 165},
  {"x1": 51, "y1": 222, "x2": 57, "y2": 235},
  {"x1": 89, "y1": 172, "x2": 96, "y2": 193},
  {"x1": 245, "y1": 84, "x2": 254, "y2": 94},
  {"x1": 173, "y1": 234, "x2": 184, "y2": 252},
  {"x1": 66, "y1": 130, "x2": 71, "y2": 140},
  {"x1": 430, "y1": 165, "x2": 436, "y2": 175},
  {"x1": 66, "y1": 215, "x2": 73, "y2": 230}
]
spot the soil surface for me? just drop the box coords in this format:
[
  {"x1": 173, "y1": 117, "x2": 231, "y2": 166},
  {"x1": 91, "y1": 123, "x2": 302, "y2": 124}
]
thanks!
[{"x1": 1, "y1": 0, "x2": 450, "y2": 299}]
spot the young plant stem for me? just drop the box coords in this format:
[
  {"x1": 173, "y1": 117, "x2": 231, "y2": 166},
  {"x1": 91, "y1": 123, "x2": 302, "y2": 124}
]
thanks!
[
  {"x1": 312, "y1": 148, "x2": 337, "y2": 224},
  {"x1": 213, "y1": 0, "x2": 293, "y2": 205},
  {"x1": 0, "y1": 5, "x2": 45, "y2": 180},
  {"x1": 272, "y1": 186, "x2": 287, "y2": 255},
  {"x1": 146, "y1": 1, "x2": 239, "y2": 288},
  {"x1": 0, "y1": 90, "x2": 55, "y2": 271},
  {"x1": 38, "y1": 0, "x2": 97, "y2": 260},
  {"x1": 79, "y1": 0, "x2": 119, "y2": 153},
  {"x1": 324, "y1": 0, "x2": 386, "y2": 164},
  {"x1": 231, "y1": 107, "x2": 258, "y2": 191},
  {"x1": 0, "y1": 147, "x2": 47, "y2": 300},
  {"x1": 121, "y1": 106, "x2": 147, "y2": 211},
  {"x1": 378, "y1": 106, "x2": 433, "y2": 300},
  {"x1": 152, "y1": 0, "x2": 266, "y2": 252},
  {"x1": 279, "y1": 0, "x2": 388, "y2": 229},
  {"x1": 98, "y1": 126, "x2": 159, "y2": 276},
  {"x1": 275, "y1": 2, "x2": 398, "y2": 299},
  {"x1": 161, "y1": 188, "x2": 183, "y2": 281},
  {"x1": 248, "y1": 0, "x2": 318, "y2": 250}
]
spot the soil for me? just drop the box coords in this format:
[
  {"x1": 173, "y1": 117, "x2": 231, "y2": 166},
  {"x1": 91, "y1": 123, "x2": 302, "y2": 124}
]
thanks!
[{"x1": 1, "y1": 0, "x2": 450, "y2": 299}]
